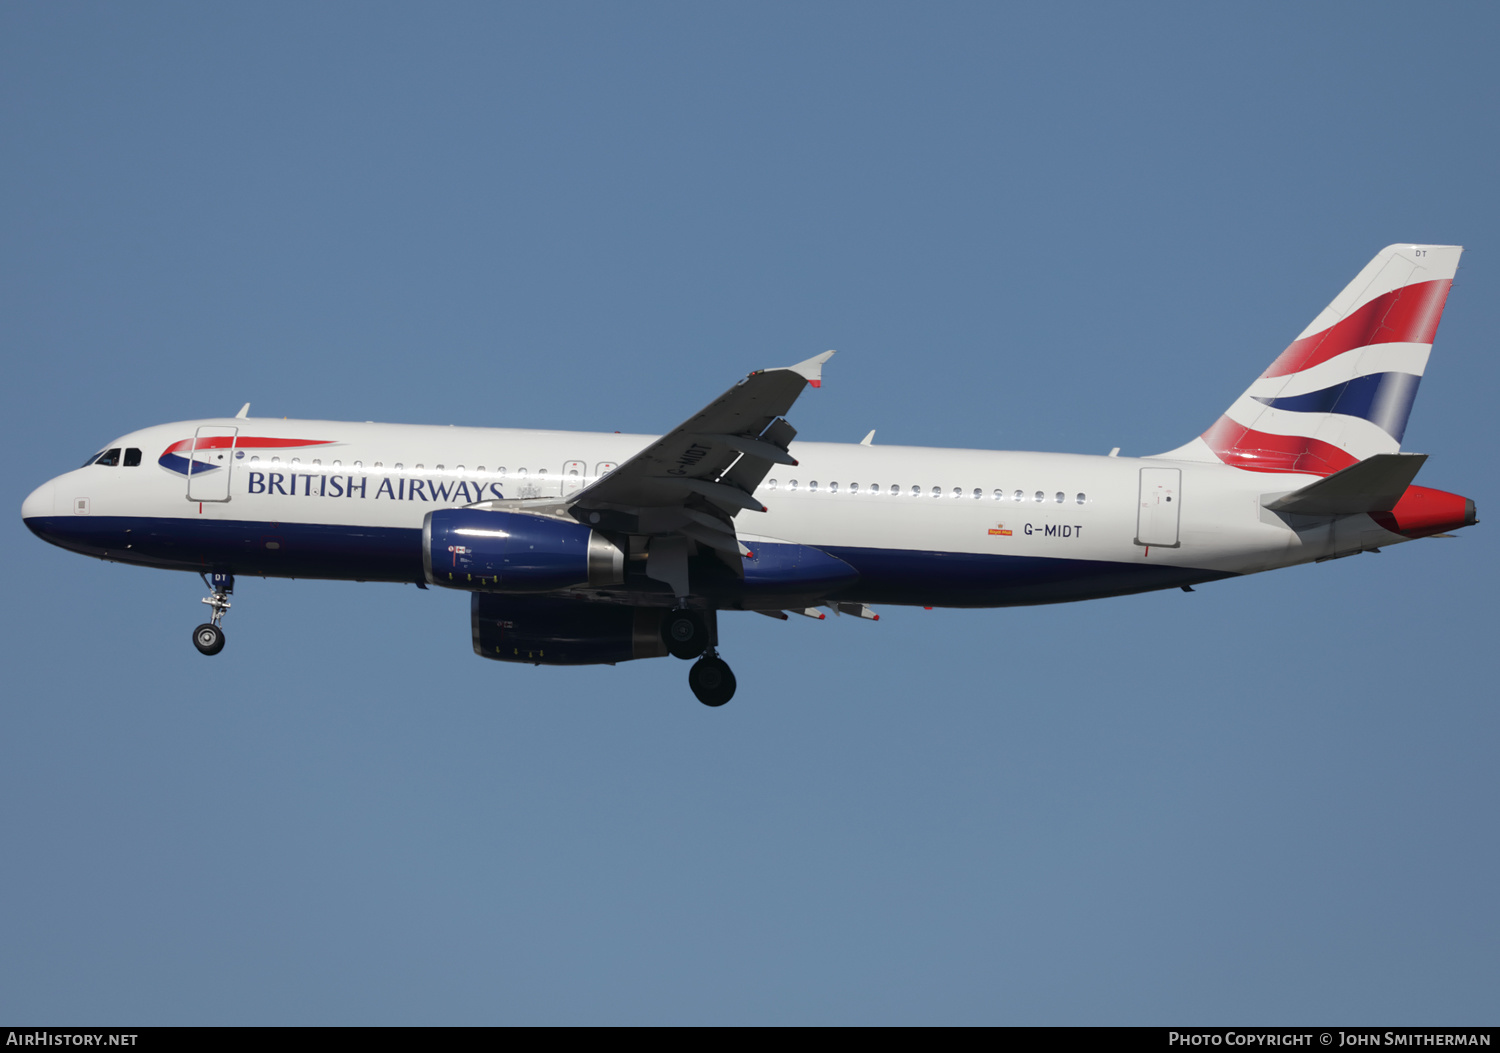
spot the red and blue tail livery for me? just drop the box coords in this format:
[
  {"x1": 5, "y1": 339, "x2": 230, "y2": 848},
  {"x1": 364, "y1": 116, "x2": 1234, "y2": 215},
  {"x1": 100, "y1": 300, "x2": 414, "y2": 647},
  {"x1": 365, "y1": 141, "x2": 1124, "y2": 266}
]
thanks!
[
  {"x1": 1166, "y1": 245, "x2": 1460, "y2": 476},
  {"x1": 22, "y1": 246, "x2": 1477, "y2": 706}
]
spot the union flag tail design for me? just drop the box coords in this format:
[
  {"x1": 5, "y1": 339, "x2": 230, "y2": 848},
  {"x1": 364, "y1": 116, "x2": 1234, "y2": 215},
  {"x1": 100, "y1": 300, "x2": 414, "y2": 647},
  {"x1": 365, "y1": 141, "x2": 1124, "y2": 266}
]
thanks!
[{"x1": 1159, "y1": 245, "x2": 1462, "y2": 475}]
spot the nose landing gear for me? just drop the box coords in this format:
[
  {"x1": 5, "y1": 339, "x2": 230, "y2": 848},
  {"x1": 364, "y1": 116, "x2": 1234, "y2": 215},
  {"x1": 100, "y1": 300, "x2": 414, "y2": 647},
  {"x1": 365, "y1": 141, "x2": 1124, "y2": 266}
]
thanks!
[{"x1": 192, "y1": 572, "x2": 232, "y2": 656}]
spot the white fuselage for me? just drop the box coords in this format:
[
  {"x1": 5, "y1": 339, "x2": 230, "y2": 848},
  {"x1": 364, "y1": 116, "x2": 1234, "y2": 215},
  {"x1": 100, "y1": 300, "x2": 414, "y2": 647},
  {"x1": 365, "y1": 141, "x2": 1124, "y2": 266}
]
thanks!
[{"x1": 23, "y1": 415, "x2": 1406, "y2": 609}]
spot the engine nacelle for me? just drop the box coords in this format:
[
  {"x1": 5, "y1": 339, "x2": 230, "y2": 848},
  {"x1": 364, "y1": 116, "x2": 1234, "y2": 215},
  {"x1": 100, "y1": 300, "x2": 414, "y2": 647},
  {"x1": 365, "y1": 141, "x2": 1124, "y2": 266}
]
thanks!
[
  {"x1": 424, "y1": 508, "x2": 624, "y2": 592},
  {"x1": 471, "y1": 594, "x2": 668, "y2": 665}
]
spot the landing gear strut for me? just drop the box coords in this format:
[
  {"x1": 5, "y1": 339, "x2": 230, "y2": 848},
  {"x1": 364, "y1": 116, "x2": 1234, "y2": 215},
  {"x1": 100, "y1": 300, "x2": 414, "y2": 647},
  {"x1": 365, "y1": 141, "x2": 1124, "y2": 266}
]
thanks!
[
  {"x1": 689, "y1": 651, "x2": 736, "y2": 707},
  {"x1": 193, "y1": 572, "x2": 233, "y2": 656}
]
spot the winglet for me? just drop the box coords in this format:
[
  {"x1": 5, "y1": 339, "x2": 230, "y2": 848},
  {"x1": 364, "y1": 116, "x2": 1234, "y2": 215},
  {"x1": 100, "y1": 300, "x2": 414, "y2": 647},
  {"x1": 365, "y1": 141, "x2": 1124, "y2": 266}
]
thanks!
[
  {"x1": 787, "y1": 350, "x2": 835, "y2": 388},
  {"x1": 235, "y1": 403, "x2": 251, "y2": 419}
]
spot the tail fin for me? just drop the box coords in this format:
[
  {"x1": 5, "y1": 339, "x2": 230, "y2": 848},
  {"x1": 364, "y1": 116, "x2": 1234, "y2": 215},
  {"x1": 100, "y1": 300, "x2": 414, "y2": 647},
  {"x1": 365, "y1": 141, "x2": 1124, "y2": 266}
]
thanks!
[{"x1": 1158, "y1": 244, "x2": 1462, "y2": 475}]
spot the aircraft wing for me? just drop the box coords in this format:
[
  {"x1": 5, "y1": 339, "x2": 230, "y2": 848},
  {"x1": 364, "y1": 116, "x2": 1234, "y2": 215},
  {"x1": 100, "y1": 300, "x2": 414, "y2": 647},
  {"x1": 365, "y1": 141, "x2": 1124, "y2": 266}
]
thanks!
[{"x1": 566, "y1": 351, "x2": 833, "y2": 558}]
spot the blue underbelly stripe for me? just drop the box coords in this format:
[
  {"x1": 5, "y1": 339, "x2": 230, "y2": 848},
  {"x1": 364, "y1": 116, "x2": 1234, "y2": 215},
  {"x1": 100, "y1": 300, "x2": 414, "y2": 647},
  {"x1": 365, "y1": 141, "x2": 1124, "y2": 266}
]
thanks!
[{"x1": 23, "y1": 515, "x2": 1237, "y2": 606}]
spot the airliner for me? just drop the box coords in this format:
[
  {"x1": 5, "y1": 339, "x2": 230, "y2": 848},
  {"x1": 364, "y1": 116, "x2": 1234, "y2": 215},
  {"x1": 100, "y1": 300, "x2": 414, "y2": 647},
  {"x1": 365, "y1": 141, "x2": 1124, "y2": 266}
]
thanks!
[{"x1": 21, "y1": 245, "x2": 1477, "y2": 706}]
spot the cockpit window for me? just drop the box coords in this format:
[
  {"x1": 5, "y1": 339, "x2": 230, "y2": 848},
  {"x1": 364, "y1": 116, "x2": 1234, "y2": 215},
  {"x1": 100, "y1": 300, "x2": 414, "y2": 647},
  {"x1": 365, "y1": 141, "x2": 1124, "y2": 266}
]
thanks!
[
  {"x1": 94, "y1": 448, "x2": 121, "y2": 467},
  {"x1": 123, "y1": 448, "x2": 142, "y2": 467},
  {"x1": 82, "y1": 450, "x2": 105, "y2": 468}
]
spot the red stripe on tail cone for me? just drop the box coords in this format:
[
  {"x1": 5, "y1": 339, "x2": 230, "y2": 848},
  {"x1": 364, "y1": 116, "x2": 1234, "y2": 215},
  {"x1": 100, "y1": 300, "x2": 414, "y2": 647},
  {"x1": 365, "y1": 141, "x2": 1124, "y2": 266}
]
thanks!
[
  {"x1": 1263, "y1": 279, "x2": 1451, "y2": 379},
  {"x1": 1200, "y1": 416, "x2": 1359, "y2": 476},
  {"x1": 1370, "y1": 485, "x2": 1474, "y2": 538}
]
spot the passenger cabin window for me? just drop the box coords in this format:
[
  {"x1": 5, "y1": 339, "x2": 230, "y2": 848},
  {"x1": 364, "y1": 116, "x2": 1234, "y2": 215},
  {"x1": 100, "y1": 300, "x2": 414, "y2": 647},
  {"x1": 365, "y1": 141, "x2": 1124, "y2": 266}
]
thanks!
[
  {"x1": 850, "y1": 482, "x2": 859, "y2": 494},
  {"x1": 123, "y1": 448, "x2": 142, "y2": 467},
  {"x1": 94, "y1": 449, "x2": 121, "y2": 467}
]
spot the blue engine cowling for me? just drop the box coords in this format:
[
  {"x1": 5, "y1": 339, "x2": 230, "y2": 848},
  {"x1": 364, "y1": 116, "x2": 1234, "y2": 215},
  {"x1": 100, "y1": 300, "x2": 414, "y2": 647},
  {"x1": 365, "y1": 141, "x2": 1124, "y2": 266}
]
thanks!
[
  {"x1": 471, "y1": 594, "x2": 668, "y2": 665},
  {"x1": 424, "y1": 508, "x2": 625, "y2": 592}
]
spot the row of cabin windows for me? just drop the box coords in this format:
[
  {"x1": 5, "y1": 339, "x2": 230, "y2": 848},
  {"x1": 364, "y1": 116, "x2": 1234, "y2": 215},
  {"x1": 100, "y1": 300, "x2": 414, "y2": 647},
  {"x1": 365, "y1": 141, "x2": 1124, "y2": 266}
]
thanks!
[
  {"x1": 83, "y1": 450, "x2": 618, "y2": 479},
  {"x1": 764, "y1": 479, "x2": 1089, "y2": 505},
  {"x1": 82, "y1": 450, "x2": 1087, "y2": 507},
  {"x1": 88, "y1": 448, "x2": 143, "y2": 467},
  {"x1": 85, "y1": 445, "x2": 1088, "y2": 507},
  {"x1": 241, "y1": 458, "x2": 616, "y2": 478}
]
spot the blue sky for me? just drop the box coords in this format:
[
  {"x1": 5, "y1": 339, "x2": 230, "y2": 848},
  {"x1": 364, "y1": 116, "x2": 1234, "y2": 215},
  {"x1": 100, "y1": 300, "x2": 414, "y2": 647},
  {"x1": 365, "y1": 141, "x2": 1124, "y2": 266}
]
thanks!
[{"x1": 3, "y1": 2, "x2": 1497, "y2": 1024}]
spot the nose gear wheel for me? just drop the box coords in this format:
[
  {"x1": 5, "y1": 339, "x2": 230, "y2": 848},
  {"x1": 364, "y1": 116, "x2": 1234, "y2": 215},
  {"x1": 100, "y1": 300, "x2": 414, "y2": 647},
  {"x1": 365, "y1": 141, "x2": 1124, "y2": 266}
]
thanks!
[
  {"x1": 193, "y1": 572, "x2": 234, "y2": 656},
  {"x1": 193, "y1": 623, "x2": 225, "y2": 655}
]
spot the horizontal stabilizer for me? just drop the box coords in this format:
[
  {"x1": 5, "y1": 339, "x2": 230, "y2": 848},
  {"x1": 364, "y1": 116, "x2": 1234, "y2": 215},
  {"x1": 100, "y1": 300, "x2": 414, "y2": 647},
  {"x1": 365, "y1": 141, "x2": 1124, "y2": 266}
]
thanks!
[{"x1": 1264, "y1": 453, "x2": 1427, "y2": 515}]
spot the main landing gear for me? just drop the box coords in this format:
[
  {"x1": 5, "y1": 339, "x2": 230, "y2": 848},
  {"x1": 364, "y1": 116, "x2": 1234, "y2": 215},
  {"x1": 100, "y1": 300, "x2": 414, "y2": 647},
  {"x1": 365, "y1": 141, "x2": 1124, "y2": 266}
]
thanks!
[
  {"x1": 662, "y1": 608, "x2": 737, "y2": 707},
  {"x1": 688, "y1": 652, "x2": 736, "y2": 707},
  {"x1": 192, "y1": 572, "x2": 233, "y2": 656}
]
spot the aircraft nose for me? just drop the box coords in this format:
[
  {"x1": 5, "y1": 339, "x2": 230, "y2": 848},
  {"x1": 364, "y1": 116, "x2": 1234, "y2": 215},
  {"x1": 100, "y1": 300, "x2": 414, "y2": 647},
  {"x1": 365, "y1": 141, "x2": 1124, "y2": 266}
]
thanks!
[{"x1": 22, "y1": 478, "x2": 56, "y2": 523}]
